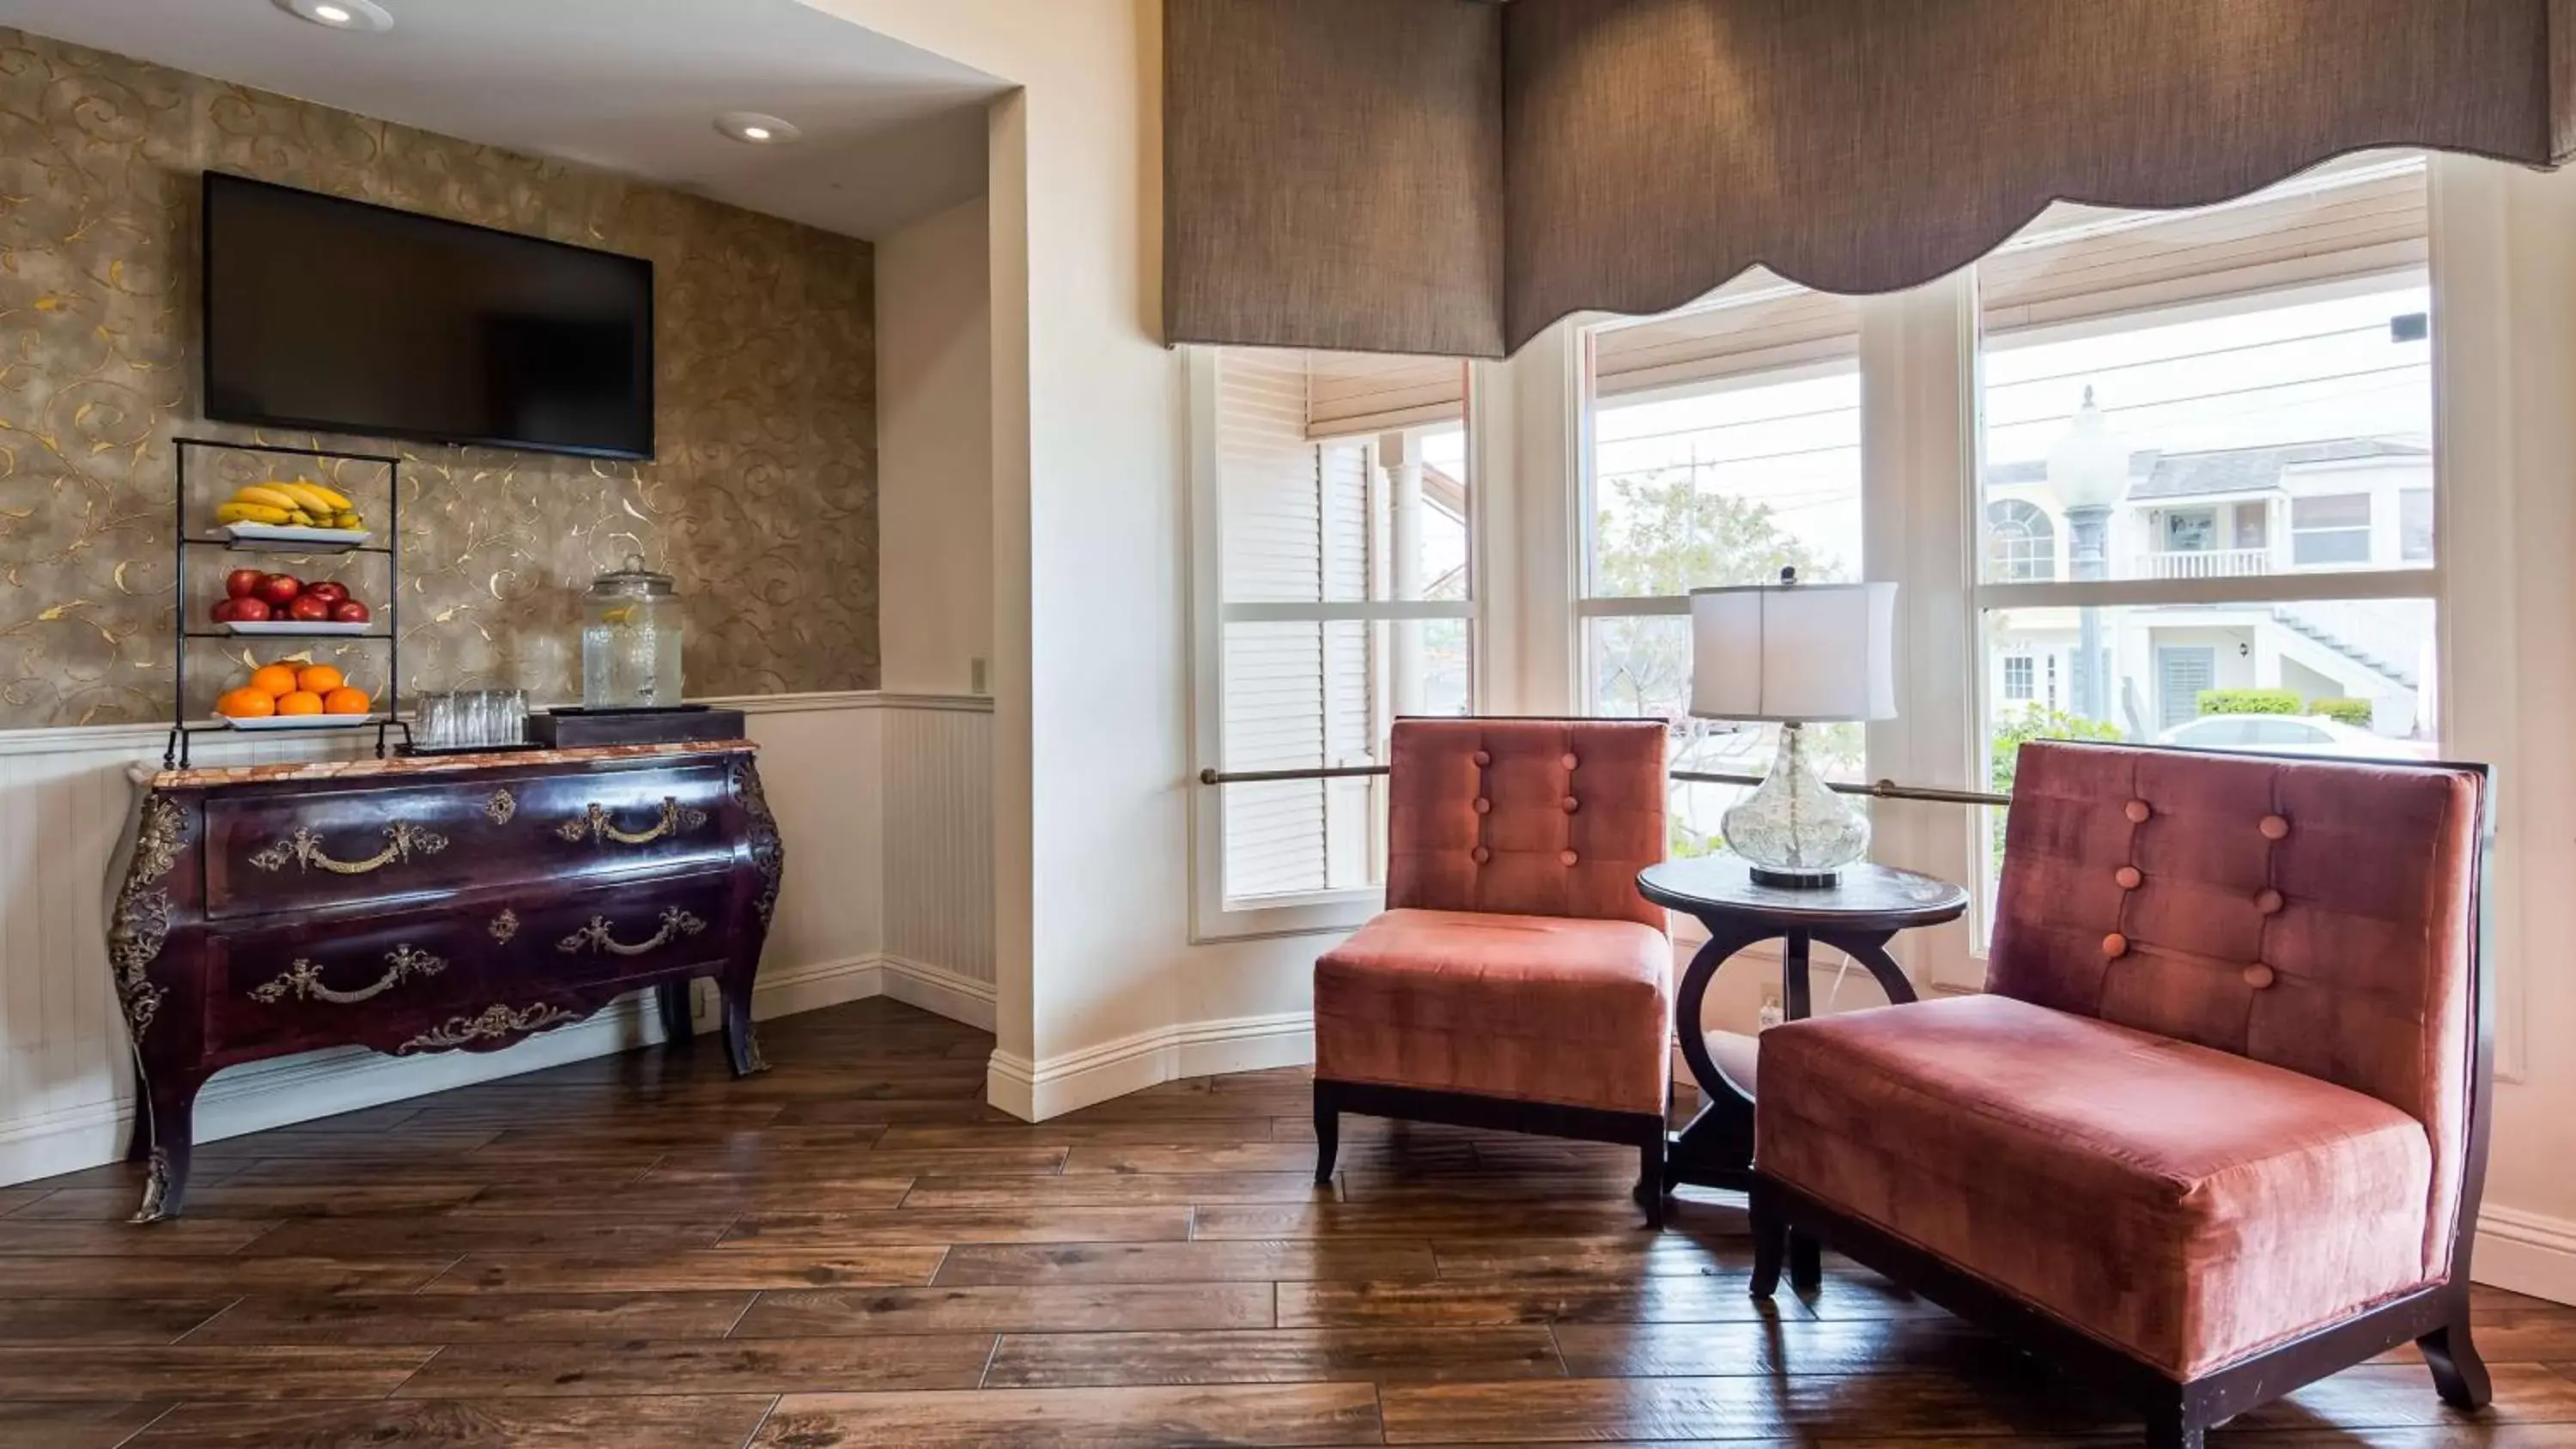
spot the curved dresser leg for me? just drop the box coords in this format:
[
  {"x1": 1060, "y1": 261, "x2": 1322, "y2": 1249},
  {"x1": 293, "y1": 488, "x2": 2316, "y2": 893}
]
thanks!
[
  {"x1": 720, "y1": 978, "x2": 767, "y2": 1077},
  {"x1": 655, "y1": 980, "x2": 696, "y2": 1048},
  {"x1": 131, "y1": 1067, "x2": 208, "y2": 1223}
]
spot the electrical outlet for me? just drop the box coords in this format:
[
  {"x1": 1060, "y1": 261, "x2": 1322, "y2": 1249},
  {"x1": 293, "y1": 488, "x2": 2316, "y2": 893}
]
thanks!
[
  {"x1": 1756, "y1": 985, "x2": 1784, "y2": 1033},
  {"x1": 969, "y1": 657, "x2": 988, "y2": 694}
]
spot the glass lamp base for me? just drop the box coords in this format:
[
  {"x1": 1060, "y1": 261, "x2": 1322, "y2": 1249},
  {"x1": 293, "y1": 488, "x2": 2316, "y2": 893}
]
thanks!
[{"x1": 1720, "y1": 723, "x2": 1868, "y2": 889}]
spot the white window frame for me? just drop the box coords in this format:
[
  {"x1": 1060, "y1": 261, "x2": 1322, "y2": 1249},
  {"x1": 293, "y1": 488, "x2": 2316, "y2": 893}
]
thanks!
[{"x1": 1183, "y1": 347, "x2": 1491, "y2": 943}]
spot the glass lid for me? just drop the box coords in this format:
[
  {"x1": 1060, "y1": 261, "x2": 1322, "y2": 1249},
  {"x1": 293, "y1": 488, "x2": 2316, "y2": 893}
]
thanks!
[{"x1": 587, "y1": 553, "x2": 676, "y2": 599}]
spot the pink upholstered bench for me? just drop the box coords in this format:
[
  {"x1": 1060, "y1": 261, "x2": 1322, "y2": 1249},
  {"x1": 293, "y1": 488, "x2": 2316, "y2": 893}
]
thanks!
[{"x1": 1312, "y1": 718, "x2": 1674, "y2": 1225}]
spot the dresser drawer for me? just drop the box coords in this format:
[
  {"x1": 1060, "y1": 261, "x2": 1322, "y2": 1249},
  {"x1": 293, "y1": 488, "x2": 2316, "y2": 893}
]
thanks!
[
  {"x1": 204, "y1": 762, "x2": 735, "y2": 920},
  {"x1": 503, "y1": 871, "x2": 738, "y2": 994},
  {"x1": 205, "y1": 906, "x2": 503, "y2": 1059}
]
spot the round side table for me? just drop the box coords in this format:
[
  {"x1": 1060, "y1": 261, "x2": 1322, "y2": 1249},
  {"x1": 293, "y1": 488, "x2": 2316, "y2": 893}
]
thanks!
[{"x1": 1637, "y1": 855, "x2": 1968, "y2": 1191}]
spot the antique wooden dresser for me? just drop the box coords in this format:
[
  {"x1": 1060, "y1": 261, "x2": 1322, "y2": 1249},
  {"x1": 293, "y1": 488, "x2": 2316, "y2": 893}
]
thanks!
[{"x1": 104, "y1": 740, "x2": 782, "y2": 1221}]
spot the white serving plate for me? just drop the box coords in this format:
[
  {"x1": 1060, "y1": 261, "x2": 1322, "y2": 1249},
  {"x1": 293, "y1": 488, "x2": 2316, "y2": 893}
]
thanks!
[
  {"x1": 216, "y1": 713, "x2": 380, "y2": 731},
  {"x1": 220, "y1": 620, "x2": 372, "y2": 637},
  {"x1": 222, "y1": 523, "x2": 373, "y2": 548}
]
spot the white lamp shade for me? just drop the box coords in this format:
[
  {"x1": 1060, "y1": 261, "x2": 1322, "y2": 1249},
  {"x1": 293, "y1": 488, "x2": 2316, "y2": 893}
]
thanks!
[{"x1": 1690, "y1": 581, "x2": 1899, "y2": 723}]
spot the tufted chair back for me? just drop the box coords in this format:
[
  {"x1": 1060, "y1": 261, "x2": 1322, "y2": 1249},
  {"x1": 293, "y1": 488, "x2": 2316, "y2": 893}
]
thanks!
[
  {"x1": 1990, "y1": 741, "x2": 2487, "y2": 1276},
  {"x1": 1384, "y1": 718, "x2": 1669, "y2": 931}
]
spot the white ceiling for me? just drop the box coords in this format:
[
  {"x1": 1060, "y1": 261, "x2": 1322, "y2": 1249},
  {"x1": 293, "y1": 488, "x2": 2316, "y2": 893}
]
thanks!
[{"x1": 0, "y1": 0, "x2": 1008, "y2": 239}]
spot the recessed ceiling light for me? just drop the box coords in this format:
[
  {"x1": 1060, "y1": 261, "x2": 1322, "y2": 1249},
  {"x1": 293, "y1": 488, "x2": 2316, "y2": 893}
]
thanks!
[
  {"x1": 276, "y1": 0, "x2": 394, "y2": 32},
  {"x1": 715, "y1": 112, "x2": 801, "y2": 146}
]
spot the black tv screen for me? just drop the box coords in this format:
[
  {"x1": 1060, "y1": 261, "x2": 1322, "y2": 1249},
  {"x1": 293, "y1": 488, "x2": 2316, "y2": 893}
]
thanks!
[{"x1": 202, "y1": 173, "x2": 654, "y2": 459}]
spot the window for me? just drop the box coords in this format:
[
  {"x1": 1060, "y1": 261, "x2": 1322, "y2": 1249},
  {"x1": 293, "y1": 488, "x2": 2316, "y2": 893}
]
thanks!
[
  {"x1": 1578, "y1": 271, "x2": 1865, "y2": 855},
  {"x1": 1977, "y1": 153, "x2": 2439, "y2": 901},
  {"x1": 2001, "y1": 655, "x2": 2036, "y2": 701},
  {"x1": 1985, "y1": 500, "x2": 2057, "y2": 582},
  {"x1": 2292, "y1": 494, "x2": 2373, "y2": 566},
  {"x1": 1189, "y1": 346, "x2": 1477, "y2": 935}
]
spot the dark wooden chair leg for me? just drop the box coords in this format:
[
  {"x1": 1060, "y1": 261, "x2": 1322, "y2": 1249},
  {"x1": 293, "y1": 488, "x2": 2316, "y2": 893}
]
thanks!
[
  {"x1": 131, "y1": 1067, "x2": 208, "y2": 1223},
  {"x1": 2144, "y1": 1397, "x2": 2204, "y2": 1449},
  {"x1": 1633, "y1": 1123, "x2": 1666, "y2": 1228},
  {"x1": 1312, "y1": 1083, "x2": 1340, "y2": 1185},
  {"x1": 1788, "y1": 1229, "x2": 1823, "y2": 1292},
  {"x1": 1748, "y1": 1178, "x2": 1786, "y2": 1298},
  {"x1": 655, "y1": 979, "x2": 696, "y2": 1048},
  {"x1": 2420, "y1": 1312, "x2": 2494, "y2": 1410}
]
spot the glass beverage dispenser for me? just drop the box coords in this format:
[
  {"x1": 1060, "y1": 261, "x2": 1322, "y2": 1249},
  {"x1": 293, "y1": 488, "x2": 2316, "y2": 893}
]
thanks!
[{"x1": 581, "y1": 555, "x2": 683, "y2": 708}]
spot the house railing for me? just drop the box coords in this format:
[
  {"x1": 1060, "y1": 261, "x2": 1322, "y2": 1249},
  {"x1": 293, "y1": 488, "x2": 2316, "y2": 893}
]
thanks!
[{"x1": 2144, "y1": 547, "x2": 2271, "y2": 580}]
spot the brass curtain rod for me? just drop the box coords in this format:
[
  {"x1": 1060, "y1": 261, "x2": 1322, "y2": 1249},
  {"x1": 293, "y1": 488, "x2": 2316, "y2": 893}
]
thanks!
[{"x1": 1194, "y1": 763, "x2": 2008, "y2": 809}]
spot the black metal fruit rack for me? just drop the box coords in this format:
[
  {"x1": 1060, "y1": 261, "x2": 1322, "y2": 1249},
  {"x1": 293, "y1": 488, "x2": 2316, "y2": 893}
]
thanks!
[{"x1": 165, "y1": 437, "x2": 409, "y2": 767}]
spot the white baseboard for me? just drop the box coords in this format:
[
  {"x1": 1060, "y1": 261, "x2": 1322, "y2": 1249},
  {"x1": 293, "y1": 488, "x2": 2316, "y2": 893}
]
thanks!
[
  {"x1": 2476, "y1": 1203, "x2": 2576, "y2": 1305},
  {"x1": 0, "y1": 951, "x2": 1001, "y2": 1189},
  {"x1": 987, "y1": 1009, "x2": 1314, "y2": 1122}
]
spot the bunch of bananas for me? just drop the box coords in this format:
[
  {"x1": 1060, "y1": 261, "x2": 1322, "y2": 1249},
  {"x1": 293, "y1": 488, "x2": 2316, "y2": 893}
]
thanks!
[{"x1": 216, "y1": 480, "x2": 364, "y2": 531}]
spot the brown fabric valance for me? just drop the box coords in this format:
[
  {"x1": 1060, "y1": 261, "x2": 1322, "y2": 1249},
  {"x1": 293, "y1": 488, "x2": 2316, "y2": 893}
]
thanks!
[{"x1": 1165, "y1": 0, "x2": 2572, "y2": 359}]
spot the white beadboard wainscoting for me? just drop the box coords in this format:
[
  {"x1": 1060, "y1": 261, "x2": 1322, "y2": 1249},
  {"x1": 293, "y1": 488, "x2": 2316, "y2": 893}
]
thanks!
[{"x1": 0, "y1": 690, "x2": 994, "y2": 1187}]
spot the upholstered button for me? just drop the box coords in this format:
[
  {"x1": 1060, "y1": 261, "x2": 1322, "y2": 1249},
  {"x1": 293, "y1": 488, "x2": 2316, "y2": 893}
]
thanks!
[
  {"x1": 2124, "y1": 799, "x2": 2152, "y2": 824},
  {"x1": 1471, "y1": 846, "x2": 1491, "y2": 864},
  {"x1": 2103, "y1": 933, "x2": 2129, "y2": 959},
  {"x1": 1559, "y1": 850, "x2": 1579, "y2": 866},
  {"x1": 2259, "y1": 814, "x2": 2291, "y2": 840},
  {"x1": 2244, "y1": 962, "x2": 2277, "y2": 990},
  {"x1": 2255, "y1": 888, "x2": 2284, "y2": 916},
  {"x1": 1561, "y1": 753, "x2": 1579, "y2": 771},
  {"x1": 2114, "y1": 865, "x2": 2142, "y2": 891},
  {"x1": 1473, "y1": 797, "x2": 1491, "y2": 815},
  {"x1": 1472, "y1": 749, "x2": 1492, "y2": 767},
  {"x1": 1562, "y1": 796, "x2": 1580, "y2": 814}
]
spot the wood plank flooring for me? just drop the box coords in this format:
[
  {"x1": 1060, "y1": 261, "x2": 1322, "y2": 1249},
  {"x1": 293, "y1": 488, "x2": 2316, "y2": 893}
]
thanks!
[{"x1": 3, "y1": 997, "x2": 2571, "y2": 1447}]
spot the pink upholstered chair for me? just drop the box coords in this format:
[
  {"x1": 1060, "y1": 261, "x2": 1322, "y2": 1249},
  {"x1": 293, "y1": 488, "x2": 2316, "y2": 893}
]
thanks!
[
  {"x1": 1748, "y1": 742, "x2": 2491, "y2": 1449},
  {"x1": 1312, "y1": 718, "x2": 1674, "y2": 1224}
]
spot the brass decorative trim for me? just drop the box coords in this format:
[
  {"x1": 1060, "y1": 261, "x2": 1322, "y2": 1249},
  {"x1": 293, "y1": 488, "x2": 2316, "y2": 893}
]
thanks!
[
  {"x1": 734, "y1": 759, "x2": 783, "y2": 929},
  {"x1": 556, "y1": 906, "x2": 708, "y2": 958},
  {"x1": 489, "y1": 908, "x2": 520, "y2": 943},
  {"x1": 485, "y1": 789, "x2": 517, "y2": 825},
  {"x1": 130, "y1": 1147, "x2": 173, "y2": 1224},
  {"x1": 249, "y1": 944, "x2": 447, "y2": 1005},
  {"x1": 398, "y1": 1002, "x2": 579, "y2": 1054},
  {"x1": 249, "y1": 820, "x2": 450, "y2": 875},
  {"x1": 108, "y1": 792, "x2": 188, "y2": 1043},
  {"x1": 553, "y1": 796, "x2": 709, "y2": 846}
]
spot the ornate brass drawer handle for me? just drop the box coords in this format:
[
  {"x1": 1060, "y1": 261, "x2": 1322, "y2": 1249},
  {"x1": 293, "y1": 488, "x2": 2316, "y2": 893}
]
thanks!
[
  {"x1": 249, "y1": 820, "x2": 449, "y2": 875},
  {"x1": 489, "y1": 909, "x2": 520, "y2": 943},
  {"x1": 250, "y1": 944, "x2": 447, "y2": 1005},
  {"x1": 554, "y1": 797, "x2": 709, "y2": 846},
  {"x1": 398, "y1": 1002, "x2": 578, "y2": 1054},
  {"x1": 485, "y1": 789, "x2": 516, "y2": 826},
  {"x1": 556, "y1": 906, "x2": 708, "y2": 957}
]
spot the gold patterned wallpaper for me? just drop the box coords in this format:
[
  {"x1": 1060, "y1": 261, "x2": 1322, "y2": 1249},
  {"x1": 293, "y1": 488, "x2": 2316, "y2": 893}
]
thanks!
[{"x1": 0, "y1": 28, "x2": 878, "y2": 728}]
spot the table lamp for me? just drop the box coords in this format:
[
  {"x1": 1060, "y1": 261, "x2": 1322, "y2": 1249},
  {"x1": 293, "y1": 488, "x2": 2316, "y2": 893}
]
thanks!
[{"x1": 1690, "y1": 568, "x2": 1899, "y2": 888}]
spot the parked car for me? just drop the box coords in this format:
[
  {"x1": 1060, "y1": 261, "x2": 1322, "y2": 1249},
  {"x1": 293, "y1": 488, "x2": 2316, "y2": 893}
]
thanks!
[{"x1": 2153, "y1": 712, "x2": 2436, "y2": 760}]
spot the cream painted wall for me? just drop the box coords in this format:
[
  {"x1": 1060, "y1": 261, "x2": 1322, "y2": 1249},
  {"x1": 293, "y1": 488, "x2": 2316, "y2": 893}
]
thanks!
[
  {"x1": 807, "y1": 0, "x2": 1323, "y2": 1114},
  {"x1": 878, "y1": 195, "x2": 997, "y2": 698}
]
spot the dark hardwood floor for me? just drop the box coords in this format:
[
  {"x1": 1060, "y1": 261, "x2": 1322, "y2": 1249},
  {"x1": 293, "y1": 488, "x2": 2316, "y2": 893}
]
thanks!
[{"x1": 4, "y1": 997, "x2": 2571, "y2": 1447}]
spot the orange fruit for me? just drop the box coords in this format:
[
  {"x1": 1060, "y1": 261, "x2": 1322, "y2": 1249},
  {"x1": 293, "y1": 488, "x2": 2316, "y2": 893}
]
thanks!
[
  {"x1": 216, "y1": 687, "x2": 276, "y2": 719},
  {"x1": 322, "y1": 686, "x2": 371, "y2": 715},
  {"x1": 276, "y1": 690, "x2": 325, "y2": 716},
  {"x1": 296, "y1": 664, "x2": 345, "y2": 694},
  {"x1": 248, "y1": 663, "x2": 300, "y2": 698}
]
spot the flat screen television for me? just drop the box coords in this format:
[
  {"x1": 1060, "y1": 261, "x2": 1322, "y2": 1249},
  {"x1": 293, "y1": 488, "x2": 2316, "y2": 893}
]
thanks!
[{"x1": 202, "y1": 172, "x2": 655, "y2": 460}]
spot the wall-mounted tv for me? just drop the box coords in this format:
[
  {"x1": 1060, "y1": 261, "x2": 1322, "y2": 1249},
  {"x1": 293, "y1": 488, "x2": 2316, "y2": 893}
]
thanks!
[{"x1": 202, "y1": 172, "x2": 655, "y2": 460}]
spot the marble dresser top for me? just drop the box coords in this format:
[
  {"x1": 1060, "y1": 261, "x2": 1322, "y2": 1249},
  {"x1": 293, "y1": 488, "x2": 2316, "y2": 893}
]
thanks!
[{"x1": 137, "y1": 739, "x2": 756, "y2": 791}]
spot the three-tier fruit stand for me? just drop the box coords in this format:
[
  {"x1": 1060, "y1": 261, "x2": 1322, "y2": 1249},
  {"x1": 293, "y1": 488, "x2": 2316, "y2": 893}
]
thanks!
[{"x1": 164, "y1": 436, "x2": 408, "y2": 767}]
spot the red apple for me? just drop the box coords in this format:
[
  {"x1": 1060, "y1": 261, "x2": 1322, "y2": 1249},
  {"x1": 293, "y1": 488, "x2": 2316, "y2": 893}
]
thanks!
[
  {"x1": 224, "y1": 568, "x2": 264, "y2": 599},
  {"x1": 305, "y1": 581, "x2": 349, "y2": 606},
  {"x1": 287, "y1": 594, "x2": 333, "y2": 622},
  {"x1": 254, "y1": 573, "x2": 302, "y2": 608},
  {"x1": 330, "y1": 599, "x2": 370, "y2": 625},
  {"x1": 231, "y1": 597, "x2": 272, "y2": 622},
  {"x1": 210, "y1": 597, "x2": 238, "y2": 623}
]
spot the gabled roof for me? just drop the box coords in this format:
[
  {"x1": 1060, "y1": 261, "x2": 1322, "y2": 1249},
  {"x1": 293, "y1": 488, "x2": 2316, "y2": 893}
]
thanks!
[{"x1": 1985, "y1": 439, "x2": 2428, "y2": 501}]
